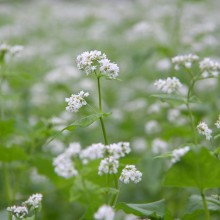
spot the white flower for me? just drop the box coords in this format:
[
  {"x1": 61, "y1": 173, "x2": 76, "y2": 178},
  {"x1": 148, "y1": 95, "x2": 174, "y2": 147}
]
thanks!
[
  {"x1": 65, "y1": 90, "x2": 89, "y2": 112},
  {"x1": 23, "y1": 193, "x2": 43, "y2": 209},
  {"x1": 171, "y1": 54, "x2": 199, "y2": 70},
  {"x1": 171, "y1": 146, "x2": 190, "y2": 164},
  {"x1": 119, "y1": 165, "x2": 142, "y2": 184},
  {"x1": 106, "y1": 142, "x2": 131, "y2": 159},
  {"x1": 98, "y1": 157, "x2": 119, "y2": 175},
  {"x1": 76, "y1": 50, "x2": 119, "y2": 79},
  {"x1": 199, "y1": 58, "x2": 220, "y2": 78},
  {"x1": 94, "y1": 205, "x2": 115, "y2": 220},
  {"x1": 145, "y1": 120, "x2": 161, "y2": 134},
  {"x1": 99, "y1": 58, "x2": 119, "y2": 79},
  {"x1": 154, "y1": 77, "x2": 182, "y2": 94},
  {"x1": 65, "y1": 142, "x2": 81, "y2": 156},
  {"x1": 197, "y1": 121, "x2": 212, "y2": 140},
  {"x1": 7, "y1": 206, "x2": 28, "y2": 219},
  {"x1": 79, "y1": 143, "x2": 105, "y2": 164},
  {"x1": 215, "y1": 115, "x2": 220, "y2": 128},
  {"x1": 10, "y1": 45, "x2": 24, "y2": 56},
  {"x1": 152, "y1": 138, "x2": 169, "y2": 154},
  {"x1": 53, "y1": 154, "x2": 78, "y2": 178}
]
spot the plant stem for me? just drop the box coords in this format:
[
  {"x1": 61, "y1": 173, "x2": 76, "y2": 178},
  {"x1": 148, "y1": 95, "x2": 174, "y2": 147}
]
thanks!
[
  {"x1": 97, "y1": 77, "x2": 108, "y2": 145},
  {"x1": 3, "y1": 163, "x2": 11, "y2": 204},
  {"x1": 201, "y1": 190, "x2": 210, "y2": 220},
  {"x1": 186, "y1": 78, "x2": 198, "y2": 144}
]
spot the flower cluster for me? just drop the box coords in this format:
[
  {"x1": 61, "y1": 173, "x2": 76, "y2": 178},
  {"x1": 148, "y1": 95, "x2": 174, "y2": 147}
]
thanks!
[
  {"x1": 94, "y1": 205, "x2": 115, "y2": 220},
  {"x1": 172, "y1": 54, "x2": 199, "y2": 70},
  {"x1": 7, "y1": 193, "x2": 43, "y2": 219},
  {"x1": 76, "y1": 50, "x2": 119, "y2": 79},
  {"x1": 23, "y1": 193, "x2": 43, "y2": 209},
  {"x1": 171, "y1": 146, "x2": 190, "y2": 164},
  {"x1": 151, "y1": 138, "x2": 168, "y2": 154},
  {"x1": 98, "y1": 156, "x2": 119, "y2": 175},
  {"x1": 7, "y1": 206, "x2": 28, "y2": 219},
  {"x1": 154, "y1": 77, "x2": 182, "y2": 94},
  {"x1": 119, "y1": 165, "x2": 142, "y2": 184},
  {"x1": 106, "y1": 142, "x2": 131, "y2": 159},
  {"x1": 53, "y1": 142, "x2": 80, "y2": 178},
  {"x1": 215, "y1": 115, "x2": 220, "y2": 128},
  {"x1": 199, "y1": 58, "x2": 220, "y2": 78},
  {"x1": 65, "y1": 90, "x2": 89, "y2": 112},
  {"x1": 197, "y1": 121, "x2": 212, "y2": 140}
]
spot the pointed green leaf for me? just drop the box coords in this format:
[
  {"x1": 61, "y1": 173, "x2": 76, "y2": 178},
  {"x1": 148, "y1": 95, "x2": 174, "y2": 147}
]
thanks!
[
  {"x1": 116, "y1": 199, "x2": 165, "y2": 218},
  {"x1": 164, "y1": 148, "x2": 220, "y2": 190}
]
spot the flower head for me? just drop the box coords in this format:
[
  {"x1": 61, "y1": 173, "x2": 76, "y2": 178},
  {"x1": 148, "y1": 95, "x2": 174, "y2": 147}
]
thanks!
[
  {"x1": 23, "y1": 193, "x2": 43, "y2": 209},
  {"x1": 94, "y1": 205, "x2": 115, "y2": 220},
  {"x1": 119, "y1": 165, "x2": 142, "y2": 184},
  {"x1": 197, "y1": 121, "x2": 212, "y2": 140},
  {"x1": 199, "y1": 58, "x2": 220, "y2": 78},
  {"x1": 98, "y1": 156, "x2": 119, "y2": 175},
  {"x1": 171, "y1": 146, "x2": 190, "y2": 164},
  {"x1": 106, "y1": 142, "x2": 131, "y2": 159},
  {"x1": 65, "y1": 90, "x2": 89, "y2": 112},
  {"x1": 172, "y1": 54, "x2": 199, "y2": 70},
  {"x1": 154, "y1": 77, "x2": 182, "y2": 94},
  {"x1": 7, "y1": 206, "x2": 28, "y2": 219}
]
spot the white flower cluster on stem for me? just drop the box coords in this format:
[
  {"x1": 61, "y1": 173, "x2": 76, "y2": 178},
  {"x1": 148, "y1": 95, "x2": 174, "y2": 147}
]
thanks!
[
  {"x1": 171, "y1": 146, "x2": 190, "y2": 164},
  {"x1": 154, "y1": 77, "x2": 182, "y2": 94},
  {"x1": 94, "y1": 205, "x2": 115, "y2": 220},
  {"x1": 197, "y1": 121, "x2": 212, "y2": 140},
  {"x1": 53, "y1": 142, "x2": 80, "y2": 178},
  {"x1": 172, "y1": 54, "x2": 199, "y2": 70},
  {"x1": 76, "y1": 50, "x2": 119, "y2": 79},
  {"x1": 23, "y1": 193, "x2": 43, "y2": 209},
  {"x1": 119, "y1": 165, "x2": 142, "y2": 184},
  {"x1": 7, "y1": 206, "x2": 28, "y2": 219},
  {"x1": 65, "y1": 90, "x2": 89, "y2": 113},
  {"x1": 199, "y1": 58, "x2": 220, "y2": 78},
  {"x1": 98, "y1": 156, "x2": 119, "y2": 175}
]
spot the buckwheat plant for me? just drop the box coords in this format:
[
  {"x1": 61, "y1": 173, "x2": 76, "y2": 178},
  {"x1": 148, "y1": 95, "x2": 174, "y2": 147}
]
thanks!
[
  {"x1": 152, "y1": 53, "x2": 220, "y2": 219},
  {"x1": 52, "y1": 50, "x2": 142, "y2": 219}
]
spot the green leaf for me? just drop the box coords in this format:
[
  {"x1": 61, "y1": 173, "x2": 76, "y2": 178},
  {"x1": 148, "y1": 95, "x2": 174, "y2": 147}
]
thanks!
[
  {"x1": 185, "y1": 195, "x2": 220, "y2": 214},
  {"x1": 163, "y1": 148, "x2": 220, "y2": 190},
  {"x1": 0, "y1": 146, "x2": 27, "y2": 162},
  {"x1": 116, "y1": 199, "x2": 165, "y2": 219},
  {"x1": 0, "y1": 119, "x2": 14, "y2": 139}
]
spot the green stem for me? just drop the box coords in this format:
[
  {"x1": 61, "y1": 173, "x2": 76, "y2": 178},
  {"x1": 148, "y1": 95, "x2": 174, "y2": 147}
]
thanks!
[
  {"x1": 186, "y1": 78, "x2": 198, "y2": 144},
  {"x1": 201, "y1": 190, "x2": 210, "y2": 220},
  {"x1": 111, "y1": 175, "x2": 120, "y2": 207},
  {"x1": 97, "y1": 77, "x2": 108, "y2": 145}
]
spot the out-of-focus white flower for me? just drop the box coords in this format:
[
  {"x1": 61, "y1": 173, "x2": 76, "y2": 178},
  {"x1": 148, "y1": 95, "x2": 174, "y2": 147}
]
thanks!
[
  {"x1": 10, "y1": 45, "x2": 24, "y2": 56},
  {"x1": 156, "y1": 58, "x2": 171, "y2": 71},
  {"x1": 172, "y1": 54, "x2": 199, "y2": 70},
  {"x1": 154, "y1": 77, "x2": 182, "y2": 94},
  {"x1": 131, "y1": 137, "x2": 147, "y2": 153},
  {"x1": 199, "y1": 58, "x2": 220, "y2": 78},
  {"x1": 7, "y1": 206, "x2": 28, "y2": 219},
  {"x1": 171, "y1": 146, "x2": 190, "y2": 164},
  {"x1": 124, "y1": 214, "x2": 138, "y2": 220},
  {"x1": 215, "y1": 115, "x2": 220, "y2": 128},
  {"x1": 167, "y1": 108, "x2": 186, "y2": 125},
  {"x1": 145, "y1": 120, "x2": 161, "y2": 134},
  {"x1": 106, "y1": 142, "x2": 131, "y2": 159},
  {"x1": 65, "y1": 90, "x2": 89, "y2": 112},
  {"x1": 98, "y1": 157, "x2": 119, "y2": 175},
  {"x1": 76, "y1": 50, "x2": 119, "y2": 79},
  {"x1": 80, "y1": 143, "x2": 105, "y2": 164},
  {"x1": 152, "y1": 138, "x2": 168, "y2": 154},
  {"x1": 197, "y1": 121, "x2": 212, "y2": 140},
  {"x1": 119, "y1": 165, "x2": 142, "y2": 184},
  {"x1": 65, "y1": 142, "x2": 81, "y2": 156},
  {"x1": 94, "y1": 205, "x2": 115, "y2": 220},
  {"x1": 0, "y1": 43, "x2": 10, "y2": 54},
  {"x1": 23, "y1": 193, "x2": 43, "y2": 209}
]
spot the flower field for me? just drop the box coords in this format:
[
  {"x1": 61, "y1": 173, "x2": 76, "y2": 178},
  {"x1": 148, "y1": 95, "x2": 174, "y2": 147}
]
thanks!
[{"x1": 1, "y1": 0, "x2": 220, "y2": 219}]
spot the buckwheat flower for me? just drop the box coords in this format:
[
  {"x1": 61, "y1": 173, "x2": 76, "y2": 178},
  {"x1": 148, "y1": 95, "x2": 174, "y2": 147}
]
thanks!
[
  {"x1": 197, "y1": 121, "x2": 212, "y2": 140},
  {"x1": 7, "y1": 206, "x2": 28, "y2": 219},
  {"x1": 94, "y1": 205, "x2": 115, "y2": 220},
  {"x1": 215, "y1": 115, "x2": 220, "y2": 128},
  {"x1": 10, "y1": 45, "x2": 24, "y2": 56},
  {"x1": 145, "y1": 120, "x2": 161, "y2": 134},
  {"x1": 0, "y1": 43, "x2": 10, "y2": 54},
  {"x1": 65, "y1": 90, "x2": 89, "y2": 112},
  {"x1": 98, "y1": 156, "x2": 119, "y2": 175},
  {"x1": 199, "y1": 58, "x2": 220, "y2": 78},
  {"x1": 23, "y1": 193, "x2": 43, "y2": 209},
  {"x1": 119, "y1": 165, "x2": 142, "y2": 184},
  {"x1": 154, "y1": 77, "x2": 182, "y2": 94},
  {"x1": 79, "y1": 143, "x2": 105, "y2": 164},
  {"x1": 106, "y1": 142, "x2": 131, "y2": 159},
  {"x1": 53, "y1": 154, "x2": 78, "y2": 178},
  {"x1": 65, "y1": 142, "x2": 81, "y2": 156},
  {"x1": 99, "y1": 58, "x2": 119, "y2": 79},
  {"x1": 152, "y1": 138, "x2": 169, "y2": 154},
  {"x1": 172, "y1": 54, "x2": 199, "y2": 70},
  {"x1": 171, "y1": 146, "x2": 190, "y2": 164}
]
